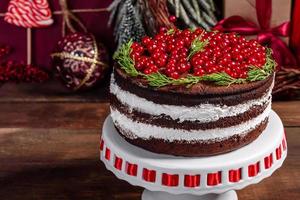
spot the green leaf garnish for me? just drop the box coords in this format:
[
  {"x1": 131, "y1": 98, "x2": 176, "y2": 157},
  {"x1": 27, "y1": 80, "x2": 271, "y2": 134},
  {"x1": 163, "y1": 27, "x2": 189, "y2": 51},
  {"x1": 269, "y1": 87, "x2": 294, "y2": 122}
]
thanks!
[
  {"x1": 113, "y1": 39, "x2": 139, "y2": 77},
  {"x1": 187, "y1": 36, "x2": 209, "y2": 60},
  {"x1": 113, "y1": 40, "x2": 276, "y2": 88}
]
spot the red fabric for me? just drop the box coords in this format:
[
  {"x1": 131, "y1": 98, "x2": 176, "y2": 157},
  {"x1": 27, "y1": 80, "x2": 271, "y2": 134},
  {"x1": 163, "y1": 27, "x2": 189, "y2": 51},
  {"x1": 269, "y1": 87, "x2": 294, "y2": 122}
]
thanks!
[
  {"x1": 162, "y1": 173, "x2": 179, "y2": 186},
  {"x1": 0, "y1": 0, "x2": 113, "y2": 70},
  {"x1": 276, "y1": 145, "x2": 282, "y2": 160},
  {"x1": 264, "y1": 154, "x2": 273, "y2": 169},
  {"x1": 99, "y1": 139, "x2": 104, "y2": 151},
  {"x1": 248, "y1": 162, "x2": 260, "y2": 177},
  {"x1": 142, "y1": 168, "x2": 156, "y2": 182},
  {"x1": 105, "y1": 148, "x2": 110, "y2": 160},
  {"x1": 207, "y1": 172, "x2": 221, "y2": 186},
  {"x1": 114, "y1": 156, "x2": 123, "y2": 170},
  {"x1": 214, "y1": 0, "x2": 296, "y2": 67},
  {"x1": 184, "y1": 175, "x2": 200, "y2": 187},
  {"x1": 290, "y1": 0, "x2": 300, "y2": 64},
  {"x1": 126, "y1": 162, "x2": 138, "y2": 176},
  {"x1": 229, "y1": 169, "x2": 241, "y2": 183}
]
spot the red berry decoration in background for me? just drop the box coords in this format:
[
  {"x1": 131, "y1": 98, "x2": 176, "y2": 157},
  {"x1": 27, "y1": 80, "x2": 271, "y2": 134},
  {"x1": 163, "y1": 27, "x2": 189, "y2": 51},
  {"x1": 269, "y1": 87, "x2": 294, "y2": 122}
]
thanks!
[
  {"x1": 0, "y1": 45, "x2": 49, "y2": 84},
  {"x1": 51, "y1": 32, "x2": 110, "y2": 91},
  {"x1": 169, "y1": 15, "x2": 177, "y2": 23},
  {"x1": 129, "y1": 28, "x2": 267, "y2": 80}
]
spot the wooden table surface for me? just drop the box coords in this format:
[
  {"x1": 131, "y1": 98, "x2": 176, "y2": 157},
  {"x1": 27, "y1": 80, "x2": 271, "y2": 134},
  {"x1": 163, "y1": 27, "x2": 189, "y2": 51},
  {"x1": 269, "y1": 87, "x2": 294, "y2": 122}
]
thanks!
[{"x1": 0, "y1": 82, "x2": 299, "y2": 200}]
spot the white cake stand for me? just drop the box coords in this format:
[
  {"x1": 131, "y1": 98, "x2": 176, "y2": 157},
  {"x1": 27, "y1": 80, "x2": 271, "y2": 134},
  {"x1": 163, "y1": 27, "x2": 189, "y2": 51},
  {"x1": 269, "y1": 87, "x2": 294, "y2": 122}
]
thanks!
[{"x1": 100, "y1": 110, "x2": 287, "y2": 200}]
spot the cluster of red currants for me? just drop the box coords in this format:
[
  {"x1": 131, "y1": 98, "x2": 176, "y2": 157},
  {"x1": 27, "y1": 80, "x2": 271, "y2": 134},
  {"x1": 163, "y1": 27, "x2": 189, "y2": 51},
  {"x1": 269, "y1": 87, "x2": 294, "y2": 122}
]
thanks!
[{"x1": 130, "y1": 28, "x2": 266, "y2": 79}]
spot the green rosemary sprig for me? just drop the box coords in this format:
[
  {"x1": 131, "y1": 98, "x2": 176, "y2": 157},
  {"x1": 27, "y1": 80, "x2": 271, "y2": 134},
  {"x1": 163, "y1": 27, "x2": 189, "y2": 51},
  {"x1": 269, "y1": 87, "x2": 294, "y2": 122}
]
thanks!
[
  {"x1": 113, "y1": 40, "x2": 276, "y2": 88},
  {"x1": 166, "y1": 29, "x2": 175, "y2": 35},
  {"x1": 201, "y1": 72, "x2": 246, "y2": 86},
  {"x1": 247, "y1": 48, "x2": 276, "y2": 82},
  {"x1": 113, "y1": 39, "x2": 140, "y2": 77},
  {"x1": 187, "y1": 36, "x2": 209, "y2": 60},
  {"x1": 143, "y1": 72, "x2": 173, "y2": 87}
]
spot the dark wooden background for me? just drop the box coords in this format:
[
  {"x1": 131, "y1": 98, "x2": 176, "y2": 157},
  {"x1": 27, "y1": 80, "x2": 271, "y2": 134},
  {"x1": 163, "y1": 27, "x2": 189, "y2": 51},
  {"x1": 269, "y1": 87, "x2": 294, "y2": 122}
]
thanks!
[{"x1": 0, "y1": 81, "x2": 299, "y2": 200}]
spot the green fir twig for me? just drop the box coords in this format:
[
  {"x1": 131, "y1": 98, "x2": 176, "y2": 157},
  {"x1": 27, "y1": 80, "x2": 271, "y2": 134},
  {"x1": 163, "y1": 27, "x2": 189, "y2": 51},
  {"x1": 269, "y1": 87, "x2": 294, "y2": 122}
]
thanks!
[
  {"x1": 113, "y1": 40, "x2": 276, "y2": 88},
  {"x1": 187, "y1": 36, "x2": 209, "y2": 60},
  {"x1": 113, "y1": 39, "x2": 140, "y2": 77}
]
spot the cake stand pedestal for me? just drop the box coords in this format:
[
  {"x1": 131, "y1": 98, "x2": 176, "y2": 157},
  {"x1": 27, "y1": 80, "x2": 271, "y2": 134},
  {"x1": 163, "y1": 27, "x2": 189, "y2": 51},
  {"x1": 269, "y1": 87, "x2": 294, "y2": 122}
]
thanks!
[{"x1": 100, "y1": 110, "x2": 287, "y2": 200}]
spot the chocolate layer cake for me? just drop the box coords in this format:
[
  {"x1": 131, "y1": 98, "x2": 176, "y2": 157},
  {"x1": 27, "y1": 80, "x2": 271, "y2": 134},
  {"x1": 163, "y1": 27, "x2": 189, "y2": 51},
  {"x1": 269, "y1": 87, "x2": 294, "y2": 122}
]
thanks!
[{"x1": 110, "y1": 28, "x2": 276, "y2": 156}]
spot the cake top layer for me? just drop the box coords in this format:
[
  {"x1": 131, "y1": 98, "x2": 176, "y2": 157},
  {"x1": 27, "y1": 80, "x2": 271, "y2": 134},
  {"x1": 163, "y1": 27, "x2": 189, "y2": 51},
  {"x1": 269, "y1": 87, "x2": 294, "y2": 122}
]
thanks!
[{"x1": 113, "y1": 28, "x2": 276, "y2": 88}]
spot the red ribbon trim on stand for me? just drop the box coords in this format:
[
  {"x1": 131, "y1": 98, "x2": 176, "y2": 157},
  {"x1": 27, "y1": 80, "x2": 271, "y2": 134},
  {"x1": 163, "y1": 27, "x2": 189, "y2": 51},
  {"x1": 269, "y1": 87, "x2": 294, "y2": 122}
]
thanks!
[
  {"x1": 264, "y1": 153, "x2": 273, "y2": 169},
  {"x1": 126, "y1": 162, "x2": 138, "y2": 176},
  {"x1": 105, "y1": 148, "x2": 111, "y2": 160},
  {"x1": 143, "y1": 168, "x2": 156, "y2": 182},
  {"x1": 229, "y1": 169, "x2": 241, "y2": 183},
  {"x1": 207, "y1": 171, "x2": 222, "y2": 186},
  {"x1": 276, "y1": 145, "x2": 282, "y2": 160},
  {"x1": 184, "y1": 175, "x2": 200, "y2": 187},
  {"x1": 114, "y1": 156, "x2": 123, "y2": 170},
  {"x1": 248, "y1": 162, "x2": 260, "y2": 177},
  {"x1": 162, "y1": 173, "x2": 179, "y2": 186},
  {"x1": 99, "y1": 139, "x2": 104, "y2": 151},
  {"x1": 214, "y1": 0, "x2": 296, "y2": 67}
]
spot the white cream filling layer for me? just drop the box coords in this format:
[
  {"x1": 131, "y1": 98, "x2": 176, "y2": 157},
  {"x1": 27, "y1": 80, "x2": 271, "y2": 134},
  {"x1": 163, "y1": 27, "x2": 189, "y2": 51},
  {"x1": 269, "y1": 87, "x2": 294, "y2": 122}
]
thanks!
[
  {"x1": 110, "y1": 103, "x2": 271, "y2": 142},
  {"x1": 110, "y1": 74, "x2": 272, "y2": 123}
]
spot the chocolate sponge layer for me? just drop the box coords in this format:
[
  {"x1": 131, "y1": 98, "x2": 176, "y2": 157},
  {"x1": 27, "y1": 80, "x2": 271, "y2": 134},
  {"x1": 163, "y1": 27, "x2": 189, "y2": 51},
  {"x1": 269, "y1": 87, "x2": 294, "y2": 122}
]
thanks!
[
  {"x1": 115, "y1": 118, "x2": 268, "y2": 157},
  {"x1": 114, "y1": 68, "x2": 274, "y2": 106},
  {"x1": 110, "y1": 93, "x2": 269, "y2": 130}
]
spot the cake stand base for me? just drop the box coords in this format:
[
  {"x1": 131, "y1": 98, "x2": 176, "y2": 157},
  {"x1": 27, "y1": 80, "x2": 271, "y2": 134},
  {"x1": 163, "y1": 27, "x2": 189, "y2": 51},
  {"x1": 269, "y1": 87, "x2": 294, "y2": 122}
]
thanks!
[
  {"x1": 142, "y1": 190, "x2": 237, "y2": 200},
  {"x1": 100, "y1": 110, "x2": 287, "y2": 200}
]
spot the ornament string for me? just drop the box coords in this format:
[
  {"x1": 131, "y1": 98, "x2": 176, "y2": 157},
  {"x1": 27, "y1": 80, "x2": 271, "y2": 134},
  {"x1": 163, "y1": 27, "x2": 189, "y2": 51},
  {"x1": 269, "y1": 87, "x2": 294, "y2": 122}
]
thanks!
[{"x1": 59, "y1": 0, "x2": 88, "y2": 36}]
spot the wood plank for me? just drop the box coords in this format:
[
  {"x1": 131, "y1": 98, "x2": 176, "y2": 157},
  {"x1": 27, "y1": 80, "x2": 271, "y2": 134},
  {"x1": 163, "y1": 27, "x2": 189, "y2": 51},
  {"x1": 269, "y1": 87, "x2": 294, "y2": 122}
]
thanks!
[
  {"x1": 0, "y1": 102, "x2": 110, "y2": 129},
  {"x1": 0, "y1": 80, "x2": 109, "y2": 103},
  {"x1": 0, "y1": 127, "x2": 299, "y2": 199},
  {"x1": 272, "y1": 101, "x2": 300, "y2": 127}
]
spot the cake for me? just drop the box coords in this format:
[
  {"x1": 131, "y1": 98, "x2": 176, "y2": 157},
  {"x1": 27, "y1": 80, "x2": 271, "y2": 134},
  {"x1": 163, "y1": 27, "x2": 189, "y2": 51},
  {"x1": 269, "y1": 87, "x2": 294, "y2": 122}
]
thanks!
[{"x1": 110, "y1": 28, "x2": 276, "y2": 157}]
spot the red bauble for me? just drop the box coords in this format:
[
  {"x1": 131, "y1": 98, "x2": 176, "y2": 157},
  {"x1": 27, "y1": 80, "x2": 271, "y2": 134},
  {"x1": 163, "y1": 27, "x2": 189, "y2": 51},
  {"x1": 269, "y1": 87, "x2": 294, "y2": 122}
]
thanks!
[{"x1": 52, "y1": 32, "x2": 110, "y2": 91}]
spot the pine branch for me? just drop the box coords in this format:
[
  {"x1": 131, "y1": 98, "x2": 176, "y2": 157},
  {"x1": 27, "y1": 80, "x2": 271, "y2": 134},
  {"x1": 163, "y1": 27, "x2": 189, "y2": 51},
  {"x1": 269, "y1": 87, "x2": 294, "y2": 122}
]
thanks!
[
  {"x1": 187, "y1": 36, "x2": 209, "y2": 60},
  {"x1": 201, "y1": 72, "x2": 246, "y2": 86},
  {"x1": 113, "y1": 41, "x2": 276, "y2": 88},
  {"x1": 247, "y1": 48, "x2": 276, "y2": 82},
  {"x1": 113, "y1": 40, "x2": 139, "y2": 77}
]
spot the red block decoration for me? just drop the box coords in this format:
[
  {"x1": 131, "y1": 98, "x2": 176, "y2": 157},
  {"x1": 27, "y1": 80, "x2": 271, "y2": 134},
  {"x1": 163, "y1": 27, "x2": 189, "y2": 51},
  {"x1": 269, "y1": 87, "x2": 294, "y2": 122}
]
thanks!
[
  {"x1": 142, "y1": 168, "x2": 156, "y2": 183},
  {"x1": 276, "y1": 145, "x2": 282, "y2": 160},
  {"x1": 99, "y1": 139, "x2": 104, "y2": 151},
  {"x1": 184, "y1": 175, "x2": 200, "y2": 187},
  {"x1": 126, "y1": 162, "x2": 138, "y2": 176},
  {"x1": 248, "y1": 162, "x2": 260, "y2": 177},
  {"x1": 114, "y1": 156, "x2": 123, "y2": 170},
  {"x1": 282, "y1": 137, "x2": 287, "y2": 151},
  {"x1": 105, "y1": 148, "x2": 111, "y2": 161},
  {"x1": 162, "y1": 173, "x2": 179, "y2": 187},
  {"x1": 264, "y1": 153, "x2": 273, "y2": 169},
  {"x1": 207, "y1": 171, "x2": 222, "y2": 186},
  {"x1": 229, "y1": 169, "x2": 242, "y2": 183}
]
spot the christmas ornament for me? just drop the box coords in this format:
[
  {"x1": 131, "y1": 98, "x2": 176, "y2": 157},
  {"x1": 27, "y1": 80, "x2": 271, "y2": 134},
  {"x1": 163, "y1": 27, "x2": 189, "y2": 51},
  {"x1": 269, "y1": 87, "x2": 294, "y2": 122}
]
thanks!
[
  {"x1": 4, "y1": 0, "x2": 53, "y2": 28},
  {"x1": 108, "y1": 0, "x2": 146, "y2": 49},
  {"x1": 51, "y1": 32, "x2": 109, "y2": 91}
]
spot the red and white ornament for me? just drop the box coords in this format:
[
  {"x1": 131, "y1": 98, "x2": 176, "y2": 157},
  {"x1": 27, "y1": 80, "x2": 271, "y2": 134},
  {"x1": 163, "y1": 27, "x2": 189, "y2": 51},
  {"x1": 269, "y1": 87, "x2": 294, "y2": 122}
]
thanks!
[{"x1": 4, "y1": 0, "x2": 53, "y2": 28}]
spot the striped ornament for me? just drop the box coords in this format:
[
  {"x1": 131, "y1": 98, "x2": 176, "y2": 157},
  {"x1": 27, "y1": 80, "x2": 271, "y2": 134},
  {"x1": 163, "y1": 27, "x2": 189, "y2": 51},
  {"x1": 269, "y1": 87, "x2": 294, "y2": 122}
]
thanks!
[{"x1": 4, "y1": 0, "x2": 53, "y2": 28}]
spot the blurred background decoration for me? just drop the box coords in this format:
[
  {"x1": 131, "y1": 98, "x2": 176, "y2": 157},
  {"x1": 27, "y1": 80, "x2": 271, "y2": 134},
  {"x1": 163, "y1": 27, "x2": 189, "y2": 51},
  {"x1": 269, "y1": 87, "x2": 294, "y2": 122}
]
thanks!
[{"x1": 0, "y1": 0, "x2": 299, "y2": 98}]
